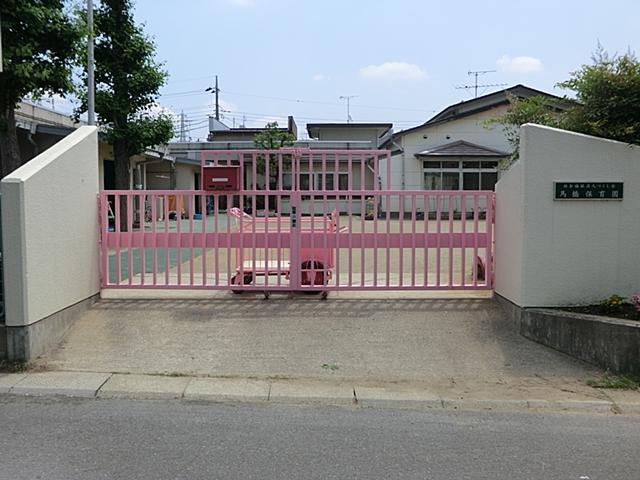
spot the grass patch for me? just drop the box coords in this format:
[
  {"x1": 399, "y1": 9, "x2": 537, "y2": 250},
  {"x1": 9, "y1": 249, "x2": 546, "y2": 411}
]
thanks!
[
  {"x1": 0, "y1": 360, "x2": 30, "y2": 373},
  {"x1": 321, "y1": 363, "x2": 339, "y2": 371},
  {"x1": 587, "y1": 373, "x2": 640, "y2": 389}
]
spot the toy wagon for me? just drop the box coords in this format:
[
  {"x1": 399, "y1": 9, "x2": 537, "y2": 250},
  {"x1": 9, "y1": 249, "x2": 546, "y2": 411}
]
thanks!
[{"x1": 228, "y1": 207, "x2": 343, "y2": 293}]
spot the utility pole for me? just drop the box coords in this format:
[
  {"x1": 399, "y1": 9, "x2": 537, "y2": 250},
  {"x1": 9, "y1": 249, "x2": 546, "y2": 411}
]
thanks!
[
  {"x1": 456, "y1": 70, "x2": 506, "y2": 98},
  {"x1": 179, "y1": 111, "x2": 186, "y2": 142},
  {"x1": 0, "y1": 12, "x2": 3, "y2": 73},
  {"x1": 339, "y1": 95, "x2": 357, "y2": 123},
  {"x1": 205, "y1": 75, "x2": 220, "y2": 120},
  {"x1": 87, "y1": 0, "x2": 96, "y2": 125},
  {"x1": 215, "y1": 75, "x2": 219, "y2": 120}
]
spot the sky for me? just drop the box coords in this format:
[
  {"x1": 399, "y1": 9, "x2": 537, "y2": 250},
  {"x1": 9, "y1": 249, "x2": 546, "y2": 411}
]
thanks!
[{"x1": 40, "y1": 0, "x2": 640, "y2": 141}]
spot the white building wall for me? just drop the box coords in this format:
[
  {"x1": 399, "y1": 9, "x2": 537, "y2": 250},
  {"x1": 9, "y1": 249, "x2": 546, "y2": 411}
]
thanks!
[
  {"x1": 385, "y1": 107, "x2": 510, "y2": 213},
  {"x1": 495, "y1": 124, "x2": 640, "y2": 307},
  {"x1": 400, "y1": 106, "x2": 511, "y2": 157},
  {"x1": 176, "y1": 164, "x2": 197, "y2": 190},
  {"x1": 1, "y1": 127, "x2": 100, "y2": 327}
]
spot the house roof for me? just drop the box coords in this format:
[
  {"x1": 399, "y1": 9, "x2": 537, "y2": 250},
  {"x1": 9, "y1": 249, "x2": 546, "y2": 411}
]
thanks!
[
  {"x1": 211, "y1": 128, "x2": 289, "y2": 137},
  {"x1": 306, "y1": 123, "x2": 393, "y2": 138},
  {"x1": 415, "y1": 140, "x2": 509, "y2": 157},
  {"x1": 391, "y1": 84, "x2": 569, "y2": 139}
]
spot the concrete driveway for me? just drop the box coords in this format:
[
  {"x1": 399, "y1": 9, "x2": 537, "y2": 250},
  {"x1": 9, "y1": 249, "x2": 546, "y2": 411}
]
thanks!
[{"x1": 38, "y1": 293, "x2": 601, "y2": 399}]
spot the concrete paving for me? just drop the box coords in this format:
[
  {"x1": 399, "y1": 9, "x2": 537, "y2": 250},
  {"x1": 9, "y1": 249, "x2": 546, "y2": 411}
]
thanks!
[
  {"x1": 20, "y1": 295, "x2": 640, "y2": 413},
  {"x1": 40, "y1": 296, "x2": 597, "y2": 383}
]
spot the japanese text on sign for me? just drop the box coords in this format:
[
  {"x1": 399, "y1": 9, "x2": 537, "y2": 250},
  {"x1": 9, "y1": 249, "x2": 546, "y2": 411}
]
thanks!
[{"x1": 554, "y1": 182, "x2": 623, "y2": 200}]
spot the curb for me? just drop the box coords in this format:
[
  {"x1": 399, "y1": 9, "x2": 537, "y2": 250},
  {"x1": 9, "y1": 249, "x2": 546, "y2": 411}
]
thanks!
[{"x1": 1, "y1": 372, "x2": 639, "y2": 415}]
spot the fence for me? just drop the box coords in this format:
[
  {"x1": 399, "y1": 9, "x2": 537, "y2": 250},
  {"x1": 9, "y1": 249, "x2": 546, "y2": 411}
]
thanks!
[{"x1": 100, "y1": 150, "x2": 494, "y2": 292}]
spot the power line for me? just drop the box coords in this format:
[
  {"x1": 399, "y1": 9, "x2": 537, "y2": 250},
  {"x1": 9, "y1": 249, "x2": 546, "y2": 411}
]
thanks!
[{"x1": 160, "y1": 88, "x2": 435, "y2": 114}]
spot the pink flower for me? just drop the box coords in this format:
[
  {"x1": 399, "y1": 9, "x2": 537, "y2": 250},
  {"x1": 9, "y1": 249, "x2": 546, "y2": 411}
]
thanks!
[{"x1": 631, "y1": 293, "x2": 640, "y2": 313}]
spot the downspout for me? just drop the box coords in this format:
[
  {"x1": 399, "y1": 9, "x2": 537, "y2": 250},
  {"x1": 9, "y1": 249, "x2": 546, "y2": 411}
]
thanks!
[
  {"x1": 391, "y1": 140, "x2": 405, "y2": 216},
  {"x1": 27, "y1": 123, "x2": 38, "y2": 157},
  {"x1": 390, "y1": 140, "x2": 405, "y2": 190},
  {"x1": 169, "y1": 160, "x2": 176, "y2": 190},
  {"x1": 135, "y1": 163, "x2": 143, "y2": 190}
]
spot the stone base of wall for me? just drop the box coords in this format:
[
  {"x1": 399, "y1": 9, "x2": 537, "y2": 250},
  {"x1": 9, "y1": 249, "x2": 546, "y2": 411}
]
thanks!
[
  {"x1": 4, "y1": 294, "x2": 98, "y2": 362},
  {"x1": 496, "y1": 294, "x2": 640, "y2": 374},
  {"x1": 0, "y1": 323, "x2": 7, "y2": 360}
]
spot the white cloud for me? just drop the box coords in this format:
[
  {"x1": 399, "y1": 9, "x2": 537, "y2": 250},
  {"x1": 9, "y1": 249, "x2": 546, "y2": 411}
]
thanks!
[
  {"x1": 145, "y1": 103, "x2": 176, "y2": 119},
  {"x1": 312, "y1": 73, "x2": 328, "y2": 81},
  {"x1": 359, "y1": 62, "x2": 427, "y2": 81},
  {"x1": 497, "y1": 55, "x2": 543, "y2": 74}
]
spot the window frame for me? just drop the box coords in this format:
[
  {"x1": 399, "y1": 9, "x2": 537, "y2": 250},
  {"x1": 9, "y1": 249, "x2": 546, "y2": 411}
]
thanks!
[{"x1": 422, "y1": 157, "x2": 500, "y2": 191}]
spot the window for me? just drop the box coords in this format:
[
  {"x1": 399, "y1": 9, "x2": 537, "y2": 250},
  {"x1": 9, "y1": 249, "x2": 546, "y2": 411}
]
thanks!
[
  {"x1": 442, "y1": 172, "x2": 460, "y2": 190},
  {"x1": 282, "y1": 173, "x2": 293, "y2": 190},
  {"x1": 481, "y1": 172, "x2": 498, "y2": 190},
  {"x1": 299, "y1": 174, "x2": 310, "y2": 190},
  {"x1": 424, "y1": 172, "x2": 441, "y2": 190},
  {"x1": 289, "y1": 172, "x2": 353, "y2": 191},
  {"x1": 423, "y1": 156, "x2": 500, "y2": 191},
  {"x1": 481, "y1": 161, "x2": 498, "y2": 168},
  {"x1": 338, "y1": 173, "x2": 349, "y2": 190},
  {"x1": 463, "y1": 172, "x2": 479, "y2": 190},
  {"x1": 314, "y1": 173, "x2": 333, "y2": 190}
]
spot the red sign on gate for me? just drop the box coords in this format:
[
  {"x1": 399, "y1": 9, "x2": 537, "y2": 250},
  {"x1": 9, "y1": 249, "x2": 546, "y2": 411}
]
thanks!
[{"x1": 202, "y1": 166, "x2": 240, "y2": 192}]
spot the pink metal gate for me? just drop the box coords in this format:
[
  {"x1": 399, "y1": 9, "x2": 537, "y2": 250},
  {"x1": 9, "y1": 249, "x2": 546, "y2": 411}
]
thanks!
[{"x1": 99, "y1": 149, "x2": 494, "y2": 292}]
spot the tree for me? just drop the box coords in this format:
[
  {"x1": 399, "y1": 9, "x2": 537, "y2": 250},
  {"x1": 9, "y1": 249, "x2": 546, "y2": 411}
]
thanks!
[
  {"x1": 486, "y1": 94, "x2": 567, "y2": 164},
  {"x1": 490, "y1": 46, "x2": 640, "y2": 167},
  {"x1": 0, "y1": 0, "x2": 81, "y2": 178},
  {"x1": 253, "y1": 122, "x2": 295, "y2": 211},
  {"x1": 77, "y1": 0, "x2": 174, "y2": 193},
  {"x1": 558, "y1": 47, "x2": 640, "y2": 145},
  {"x1": 253, "y1": 121, "x2": 295, "y2": 188}
]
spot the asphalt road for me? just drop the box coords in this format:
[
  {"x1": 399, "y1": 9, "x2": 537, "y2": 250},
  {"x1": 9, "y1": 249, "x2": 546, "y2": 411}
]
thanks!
[{"x1": 0, "y1": 396, "x2": 638, "y2": 480}]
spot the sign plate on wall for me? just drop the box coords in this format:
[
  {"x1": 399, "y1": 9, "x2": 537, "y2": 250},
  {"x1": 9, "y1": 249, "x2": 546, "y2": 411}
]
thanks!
[{"x1": 554, "y1": 182, "x2": 623, "y2": 200}]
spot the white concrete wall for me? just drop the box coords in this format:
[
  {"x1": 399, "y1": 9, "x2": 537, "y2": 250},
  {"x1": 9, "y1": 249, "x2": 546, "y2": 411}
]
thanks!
[
  {"x1": 494, "y1": 160, "x2": 524, "y2": 306},
  {"x1": 1, "y1": 126, "x2": 100, "y2": 327},
  {"x1": 495, "y1": 124, "x2": 640, "y2": 307}
]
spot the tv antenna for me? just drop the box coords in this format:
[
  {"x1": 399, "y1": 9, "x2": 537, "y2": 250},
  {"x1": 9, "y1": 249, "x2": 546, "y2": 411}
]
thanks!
[
  {"x1": 339, "y1": 95, "x2": 358, "y2": 123},
  {"x1": 456, "y1": 70, "x2": 507, "y2": 98}
]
